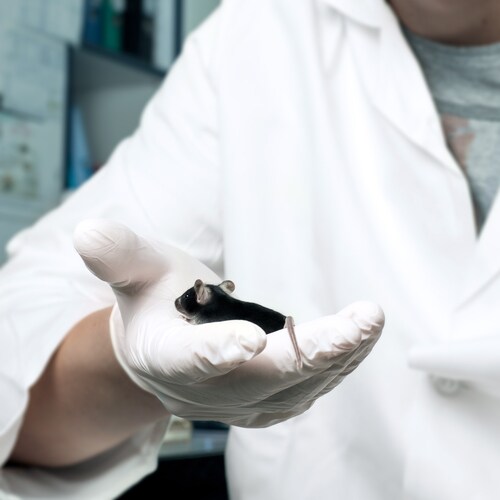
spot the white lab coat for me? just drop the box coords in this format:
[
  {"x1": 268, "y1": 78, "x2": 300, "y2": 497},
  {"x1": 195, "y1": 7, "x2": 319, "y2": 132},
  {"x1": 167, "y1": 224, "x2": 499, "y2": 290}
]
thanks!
[{"x1": 0, "y1": 0, "x2": 498, "y2": 498}]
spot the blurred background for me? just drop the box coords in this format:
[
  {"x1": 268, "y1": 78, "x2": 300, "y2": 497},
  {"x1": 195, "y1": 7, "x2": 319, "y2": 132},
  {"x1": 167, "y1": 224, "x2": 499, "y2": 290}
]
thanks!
[
  {"x1": 0, "y1": 0, "x2": 220, "y2": 263},
  {"x1": 0, "y1": 2, "x2": 228, "y2": 497}
]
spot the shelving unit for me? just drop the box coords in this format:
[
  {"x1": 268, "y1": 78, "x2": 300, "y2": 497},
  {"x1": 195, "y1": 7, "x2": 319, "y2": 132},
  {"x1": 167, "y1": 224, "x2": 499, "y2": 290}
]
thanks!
[
  {"x1": 160, "y1": 428, "x2": 228, "y2": 460},
  {"x1": 80, "y1": 41, "x2": 167, "y2": 78},
  {"x1": 68, "y1": 0, "x2": 221, "y2": 181},
  {"x1": 69, "y1": 43, "x2": 164, "y2": 172}
]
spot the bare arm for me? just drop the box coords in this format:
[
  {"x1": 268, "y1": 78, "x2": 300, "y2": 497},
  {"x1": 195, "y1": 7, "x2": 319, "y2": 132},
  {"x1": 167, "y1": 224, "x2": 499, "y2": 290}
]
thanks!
[{"x1": 9, "y1": 307, "x2": 168, "y2": 468}]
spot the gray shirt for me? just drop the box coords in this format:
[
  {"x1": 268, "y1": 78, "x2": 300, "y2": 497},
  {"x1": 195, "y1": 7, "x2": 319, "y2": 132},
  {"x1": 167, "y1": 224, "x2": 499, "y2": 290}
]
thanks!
[{"x1": 404, "y1": 28, "x2": 500, "y2": 233}]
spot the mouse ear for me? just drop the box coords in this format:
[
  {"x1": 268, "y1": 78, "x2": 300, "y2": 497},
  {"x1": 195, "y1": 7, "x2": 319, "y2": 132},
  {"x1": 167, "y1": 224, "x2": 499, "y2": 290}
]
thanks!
[
  {"x1": 194, "y1": 279, "x2": 211, "y2": 304},
  {"x1": 219, "y1": 280, "x2": 235, "y2": 294}
]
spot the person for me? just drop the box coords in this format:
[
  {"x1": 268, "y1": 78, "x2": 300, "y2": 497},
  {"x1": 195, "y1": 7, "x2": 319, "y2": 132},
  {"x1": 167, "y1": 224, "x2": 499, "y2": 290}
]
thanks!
[
  {"x1": 1, "y1": 4, "x2": 386, "y2": 498},
  {"x1": 0, "y1": 0, "x2": 499, "y2": 498}
]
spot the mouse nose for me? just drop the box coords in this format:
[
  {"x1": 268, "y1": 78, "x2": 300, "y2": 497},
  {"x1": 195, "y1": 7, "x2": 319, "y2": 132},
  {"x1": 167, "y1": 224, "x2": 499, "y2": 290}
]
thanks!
[{"x1": 174, "y1": 297, "x2": 183, "y2": 313}]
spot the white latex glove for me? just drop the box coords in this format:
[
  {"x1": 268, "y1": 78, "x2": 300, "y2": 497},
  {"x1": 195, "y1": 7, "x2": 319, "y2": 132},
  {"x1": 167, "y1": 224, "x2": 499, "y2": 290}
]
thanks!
[
  {"x1": 73, "y1": 218, "x2": 385, "y2": 427},
  {"x1": 409, "y1": 336, "x2": 500, "y2": 398}
]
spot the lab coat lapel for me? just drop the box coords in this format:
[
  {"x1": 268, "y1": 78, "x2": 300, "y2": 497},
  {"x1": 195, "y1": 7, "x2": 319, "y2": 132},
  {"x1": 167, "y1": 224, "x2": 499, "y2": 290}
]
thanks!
[
  {"x1": 357, "y1": 16, "x2": 500, "y2": 308},
  {"x1": 320, "y1": 0, "x2": 500, "y2": 307},
  {"x1": 457, "y1": 194, "x2": 500, "y2": 307},
  {"x1": 320, "y1": 0, "x2": 460, "y2": 176},
  {"x1": 376, "y1": 23, "x2": 461, "y2": 174},
  {"x1": 365, "y1": 6, "x2": 500, "y2": 310},
  {"x1": 375, "y1": 18, "x2": 500, "y2": 310}
]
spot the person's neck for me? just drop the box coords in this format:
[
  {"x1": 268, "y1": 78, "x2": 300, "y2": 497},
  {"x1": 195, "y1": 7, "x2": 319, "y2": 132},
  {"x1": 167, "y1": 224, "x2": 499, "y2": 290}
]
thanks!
[{"x1": 388, "y1": 0, "x2": 500, "y2": 46}]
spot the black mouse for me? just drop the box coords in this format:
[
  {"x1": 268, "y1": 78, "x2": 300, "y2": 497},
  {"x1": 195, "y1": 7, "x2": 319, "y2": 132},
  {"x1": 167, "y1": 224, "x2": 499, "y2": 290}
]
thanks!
[{"x1": 174, "y1": 279, "x2": 287, "y2": 334}]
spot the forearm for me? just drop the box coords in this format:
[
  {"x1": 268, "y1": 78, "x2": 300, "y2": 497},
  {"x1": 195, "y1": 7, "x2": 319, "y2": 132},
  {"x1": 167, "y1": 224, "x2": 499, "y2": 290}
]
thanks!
[{"x1": 9, "y1": 307, "x2": 168, "y2": 467}]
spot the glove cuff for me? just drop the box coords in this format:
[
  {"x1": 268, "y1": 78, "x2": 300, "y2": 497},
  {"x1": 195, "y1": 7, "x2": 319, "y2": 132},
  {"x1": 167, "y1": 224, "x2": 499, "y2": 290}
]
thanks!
[{"x1": 109, "y1": 304, "x2": 158, "y2": 396}]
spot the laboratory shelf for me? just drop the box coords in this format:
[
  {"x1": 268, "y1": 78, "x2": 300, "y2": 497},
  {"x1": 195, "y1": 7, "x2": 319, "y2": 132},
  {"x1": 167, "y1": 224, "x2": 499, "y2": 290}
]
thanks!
[
  {"x1": 118, "y1": 428, "x2": 230, "y2": 499},
  {"x1": 79, "y1": 42, "x2": 167, "y2": 78},
  {"x1": 160, "y1": 428, "x2": 229, "y2": 461}
]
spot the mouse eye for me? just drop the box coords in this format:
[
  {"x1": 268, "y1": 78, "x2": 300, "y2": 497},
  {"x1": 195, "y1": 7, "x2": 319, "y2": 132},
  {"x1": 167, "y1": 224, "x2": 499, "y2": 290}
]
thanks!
[{"x1": 184, "y1": 294, "x2": 189, "y2": 299}]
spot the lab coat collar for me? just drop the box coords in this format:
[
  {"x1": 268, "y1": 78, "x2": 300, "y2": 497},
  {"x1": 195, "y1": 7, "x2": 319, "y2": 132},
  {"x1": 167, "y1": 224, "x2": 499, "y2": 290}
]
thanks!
[{"x1": 318, "y1": 0, "x2": 390, "y2": 29}]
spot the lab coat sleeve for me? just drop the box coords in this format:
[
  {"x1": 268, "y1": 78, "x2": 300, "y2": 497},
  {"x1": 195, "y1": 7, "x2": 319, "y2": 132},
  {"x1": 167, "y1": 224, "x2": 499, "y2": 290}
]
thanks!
[{"x1": 0, "y1": 5, "x2": 224, "y2": 498}]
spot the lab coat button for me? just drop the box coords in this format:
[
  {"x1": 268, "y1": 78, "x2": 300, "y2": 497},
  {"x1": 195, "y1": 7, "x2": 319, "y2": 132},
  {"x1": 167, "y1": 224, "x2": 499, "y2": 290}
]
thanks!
[{"x1": 429, "y1": 375, "x2": 462, "y2": 396}]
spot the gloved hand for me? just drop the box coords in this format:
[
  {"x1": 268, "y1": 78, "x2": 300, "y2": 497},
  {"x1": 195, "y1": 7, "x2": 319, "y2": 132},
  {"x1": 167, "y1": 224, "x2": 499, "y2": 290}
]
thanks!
[
  {"x1": 409, "y1": 336, "x2": 500, "y2": 398},
  {"x1": 73, "y1": 218, "x2": 385, "y2": 427}
]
